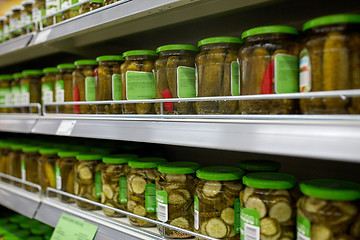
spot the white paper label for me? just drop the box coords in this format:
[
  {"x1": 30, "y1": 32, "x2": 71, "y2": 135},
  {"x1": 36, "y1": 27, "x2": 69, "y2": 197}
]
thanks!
[{"x1": 56, "y1": 120, "x2": 76, "y2": 135}]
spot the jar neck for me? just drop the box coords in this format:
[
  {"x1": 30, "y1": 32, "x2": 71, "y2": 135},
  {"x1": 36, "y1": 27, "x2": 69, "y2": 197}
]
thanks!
[
  {"x1": 244, "y1": 33, "x2": 297, "y2": 43},
  {"x1": 304, "y1": 23, "x2": 360, "y2": 37},
  {"x1": 200, "y1": 42, "x2": 241, "y2": 51},
  {"x1": 76, "y1": 65, "x2": 96, "y2": 69},
  {"x1": 99, "y1": 60, "x2": 122, "y2": 65},
  {"x1": 158, "y1": 50, "x2": 198, "y2": 57},
  {"x1": 59, "y1": 69, "x2": 74, "y2": 73}
]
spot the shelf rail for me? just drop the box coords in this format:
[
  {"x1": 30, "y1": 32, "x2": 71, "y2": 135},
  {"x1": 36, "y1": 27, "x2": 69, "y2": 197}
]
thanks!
[
  {"x1": 0, "y1": 103, "x2": 42, "y2": 116},
  {"x1": 46, "y1": 187, "x2": 218, "y2": 240},
  {"x1": 0, "y1": 173, "x2": 42, "y2": 195}
]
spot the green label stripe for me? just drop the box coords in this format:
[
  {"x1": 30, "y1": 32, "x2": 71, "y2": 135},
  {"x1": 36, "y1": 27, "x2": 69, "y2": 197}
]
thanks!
[
  {"x1": 234, "y1": 198, "x2": 241, "y2": 233},
  {"x1": 240, "y1": 207, "x2": 260, "y2": 240},
  {"x1": 119, "y1": 177, "x2": 127, "y2": 204},
  {"x1": 297, "y1": 215, "x2": 311, "y2": 239},
  {"x1": 95, "y1": 172, "x2": 102, "y2": 198},
  {"x1": 231, "y1": 61, "x2": 240, "y2": 96},
  {"x1": 112, "y1": 74, "x2": 122, "y2": 100},
  {"x1": 85, "y1": 77, "x2": 96, "y2": 101},
  {"x1": 145, "y1": 184, "x2": 156, "y2": 213}
]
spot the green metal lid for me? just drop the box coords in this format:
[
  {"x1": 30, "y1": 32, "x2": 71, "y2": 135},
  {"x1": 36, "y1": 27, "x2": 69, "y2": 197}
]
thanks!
[
  {"x1": 30, "y1": 223, "x2": 53, "y2": 235},
  {"x1": 122, "y1": 50, "x2": 158, "y2": 57},
  {"x1": 74, "y1": 60, "x2": 98, "y2": 66},
  {"x1": 19, "y1": 220, "x2": 38, "y2": 229},
  {"x1": 156, "y1": 44, "x2": 199, "y2": 53},
  {"x1": 22, "y1": 145, "x2": 39, "y2": 153},
  {"x1": 158, "y1": 161, "x2": 200, "y2": 174},
  {"x1": 39, "y1": 148, "x2": 60, "y2": 155},
  {"x1": 22, "y1": 70, "x2": 43, "y2": 76},
  {"x1": 102, "y1": 154, "x2": 138, "y2": 164},
  {"x1": 243, "y1": 172, "x2": 297, "y2": 189},
  {"x1": 76, "y1": 154, "x2": 103, "y2": 161},
  {"x1": 43, "y1": 67, "x2": 58, "y2": 73},
  {"x1": 0, "y1": 141, "x2": 12, "y2": 148},
  {"x1": 303, "y1": 14, "x2": 360, "y2": 31},
  {"x1": 96, "y1": 55, "x2": 125, "y2": 62},
  {"x1": 128, "y1": 157, "x2": 167, "y2": 169},
  {"x1": 4, "y1": 235, "x2": 21, "y2": 240},
  {"x1": 238, "y1": 160, "x2": 281, "y2": 172},
  {"x1": 13, "y1": 72, "x2": 23, "y2": 79},
  {"x1": 0, "y1": 74, "x2": 14, "y2": 80},
  {"x1": 300, "y1": 179, "x2": 360, "y2": 201},
  {"x1": 196, "y1": 166, "x2": 244, "y2": 181},
  {"x1": 58, "y1": 151, "x2": 79, "y2": 158},
  {"x1": 242, "y1": 25, "x2": 298, "y2": 39},
  {"x1": 13, "y1": 230, "x2": 30, "y2": 238},
  {"x1": 57, "y1": 63, "x2": 76, "y2": 69},
  {"x1": 2, "y1": 223, "x2": 19, "y2": 231},
  {"x1": 198, "y1": 36, "x2": 242, "y2": 47},
  {"x1": 10, "y1": 143, "x2": 27, "y2": 150}
]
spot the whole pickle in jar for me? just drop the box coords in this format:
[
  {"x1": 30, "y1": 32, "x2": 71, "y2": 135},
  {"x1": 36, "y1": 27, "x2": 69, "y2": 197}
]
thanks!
[{"x1": 348, "y1": 34, "x2": 360, "y2": 114}]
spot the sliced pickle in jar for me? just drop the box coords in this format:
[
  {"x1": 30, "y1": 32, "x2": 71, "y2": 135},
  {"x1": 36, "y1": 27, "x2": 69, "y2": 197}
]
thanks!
[
  {"x1": 169, "y1": 217, "x2": 190, "y2": 229},
  {"x1": 130, "y1": 176, "x2": 147, "y2": 194},
  {"x1": 268, "y1": 201, "x2": 292, "y2": 223},
  {"x1": 102, "y1": 184, "x2": 113, "y2": 199},
  {"x1": 205, "y1": 217, "x2": 228, "y2": 239},
  {"x1": 133, "y1": 205, "x2": 147, "y2": 216},
  {"x1": 245, "y1": 196, "x2": 268, "y2": 218},
  {"x1": 220, "y1": 207, "x2": 235, "y2": 225},
  {"x1": 311, "y1": 224, "x2": 333, "y2": 240},
  {"x1": 260, "y1": 217, "x2": 281, "y2": 236},
  {"x1": 202, "y1": 181, "x2": 222, "y2": 197}
]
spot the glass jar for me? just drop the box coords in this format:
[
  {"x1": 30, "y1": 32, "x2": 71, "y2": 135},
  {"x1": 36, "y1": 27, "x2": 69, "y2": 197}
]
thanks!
[
  {"x1": 9, "y1": 143, "x2": 24, "y2": 180},
  {"x1": 240, "y1": 26, "x2": 299, "y2": 114},
  {"x1": 56, "y1": 63, "x2": 75, "y2": 114},
  {"x1": 240, "y1": 172, "x2": 297, "y2": 240},
  {"x1": 237, "y1": 160, "x2": 281, "y2": 174},
  {"x1": 38, "y1": 148, "x2": 60, "y2": 196},
  {"x1": 104, "y1": 0, "x2": 116, "y2": 5},
  {"x1": 155, "y1": 44, "x2": 199, "y2": 115},
  {"x1": 156, "y1": 161, "x2": 200, "y2": 238},
  {"x1": 101, "y1": 154, "x2": 137, "y2": 217},
  {"x1": 21, "y1": 70, "x2": 43, "y2": 113},
  {"x1": 4, "y1": 12, "x2": 11, "y2": 41},
  {"x1": 127, "y1": 157, "x2": 167, "y2": 227},
  {"x1": 32, "y1": 0, "x2": 46, "y2": 30},
  {"x1": 75, "y1": 154, "x2": 104, "y2": 210},
  {"x1": 96, "y1": 55, "x2": 124, "y2": 114},
  {"x1": 21, "y1": 0, "x2": 34, "y2": 35},
  {"x1": 0, "y1": 75, "x2": 13, "y2": 113},
  {"x1": 121, "y1": 50, "x2": 157, "y2": 114},
  {"x1": 0, "y1": 141, "x2": 11, "y2": 176},
  {"x1": 73, "y1": 60, "x2": 98, "y2": 114},
  {"x1": 21, "y1": 145, "x2": 40, "y2": 192},
  {"x1": 79, "y1": 0, "x2": 103, "y2": 14},
  {"x1": 56, "y1": 151, "x2": 78, "y2": 203},
  {"x1": 62, "y1": 0, "x2": 79, "y2": 21},
  {"x1": 195, "y1": 166, "x2": 244, "y2": 240},
  {"x1": 299, "y1": 14, "x2": 360, "y2": 114},
  {"x1": 0, "y1": 17, "x2": 4, "y2": 43},
  {"x1": 196, "y1": 37, "x2": 242, "y2": 114},
  {"x1": 45, "y1": 0, "x2": 62, "y2": 27},
  {"x1": 10, "y1": 6, "x2": 22, "y2": 39},
  {"x1": 11, "y1": 73, "x2": 23, "y2": 113},
  {"x1": 42, "y1": 67, "x2": 58, "y2": 113},
  {"x1": 297, "y1": 179, "x2": 360, "y2": 240}
]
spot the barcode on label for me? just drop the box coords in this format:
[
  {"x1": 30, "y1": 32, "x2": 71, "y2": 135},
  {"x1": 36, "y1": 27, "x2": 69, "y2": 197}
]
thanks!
[
  {"x1": 56, "y1": 176, "x2": 62, "y2": 190},
  {"x1": 56, "y1": 90, "x2": 64, "y2": 103},
  {"x1": 43, "y1": 91, "x2": 53, "y2": 104},
  {"x1": 244, "y1": 223, "x2": 259, "y2": 240},
  {"x1": 21, "y1": 169, "x2": 26, "y2": 181},
  {"x1": 157, "y1": 202, "x2": 168, "y2": 222},
  {"x1": 194, "y1": 210, "x2": 199, "y2": 230},
  {"x1": 297, "y1": 233, "x2": 310, "y2": 240}
]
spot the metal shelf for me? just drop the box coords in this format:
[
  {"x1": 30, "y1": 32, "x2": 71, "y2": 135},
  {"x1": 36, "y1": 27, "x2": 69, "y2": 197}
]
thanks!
[{"x1": 0, "y1": 114, "x2": 39, "y2": 133}]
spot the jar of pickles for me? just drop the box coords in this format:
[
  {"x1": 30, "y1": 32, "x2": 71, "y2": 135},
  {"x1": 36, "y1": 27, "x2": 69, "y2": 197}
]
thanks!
[
  {"x1": 127, "y1": 157, "x2": 167, "y2": 227},
  {"x1": 0, "y1": 17, "x2": 5, "y2": 43},
  {"x1": 32, "y1": 0, "x2": 45, "y2": 30},
  {"x1": 297, "y1": 179, "x2": 360, "y2": 240},
  {"x1": 75, "y1": 154, "x2": 104, "y2": 210},
  {"x1": 42, "y1": 67, "x2": 58, "y2": 113},
  {"x1": 61, "y1": 0, "x2": 79, "y2": 21},
  {"x1": 56, "y1": 63, "x2": 75, "y2": 113},
  {"x1": 21, "y1": 0, "x2": 34, "y2": 35},
  {"x1": 21, "y1": 145, "x2": 40, "y2": 192},
  {"x1": 45, "y1": 0, "x2": 62, "y2": 26},
  {"x1": 10, "y1": 6, "x2": 22, "y2": 39},
  {"x1": 195, "y1": 166, "x2": 244, "y2": 240},
  {"x1": 0, "y1": 75, "x2": 13, "y2": 113},
  {"x1": 21, "y1": 70, "x2": 43, "y2": 113},
  {"x1": 240, "y1": 172, "x2": 297, "y2": 240},
  {"x1": 156, "y1": 162, "x2": 200, "y2": 238},
  {"x1": 9, "y1": 143, "x2": 24, "y2": 185},
  {"x1": 96, "y1": 55, "x2": 124, "y2": 114},
  {"x1": 73, "y1": 60, "x2": 98, "y2": 114},
  {"x1": 240, "y1": 26, "x2": 299, "y2": 114},
  {"x1": 79, "y1": 0, "x2": 103, "y2": 14},
  {"x1": 299, "y1": 14, "x2": 360, "y2": 114},
  {"x1": 38, "y1": 148, "x2": 60, "y2": 196},
  {"x1": 238, "y1": 160, "x2": 281, "y2": 174},
  {"x1": 155, "y1": 44, "x2": 199, "y2": 115},
  {"x1": 101, "y1": 154, "x2": 136, "y2": 217},
  {"x1": 196, "y1": 37, "x2": 242, "y2": 114},
  {"x1": 4, "y1": 12, "x2": 11, "y2": 41},
  {"x1": 56, "y1": 151, "x2": 78, "y2": 203},
  {"x1": 11, "y1": 73, "x2": 23, "y2": 113},
  {"x1": 104, "y1": 0, "x2": 116, "y2": 5},
  {"x1": 121, "y1": 50, "x2": 157, "y2": 114},
  {"x1": 0, "y1": 141, "x2": 11, "y2": 176}
]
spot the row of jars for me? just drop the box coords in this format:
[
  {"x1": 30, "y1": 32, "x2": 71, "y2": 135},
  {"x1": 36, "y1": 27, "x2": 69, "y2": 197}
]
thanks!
[
  {"x1": 0, "y1": 0, "x2": 120, "y2": 42},
  {"x1": 1, "y1": 13, "x2": 360, "y2": 114},
  {"x1": 0, "y1": 139, "x2": 359, "y2": 240}
]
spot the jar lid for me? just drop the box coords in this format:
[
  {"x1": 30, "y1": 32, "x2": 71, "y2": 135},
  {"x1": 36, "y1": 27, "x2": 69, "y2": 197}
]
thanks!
[
  {"x1": 13, "y1": 72, "x2": 24, "y2": 79},
  {"x1": 0, "y1": 141, "x2": 11, "y2": 148},
  {"x1": 9, "y1": 214, "x2": 29, "y2": 223},
  {"x1": 74, "y1": 59, "x2": 98, "y2": 66},
  {"x1": 0, "y1": 17, "x2": 5, "y2": 21},
  {"x1": 22, "y1": 145, "x2": 39, "y2": 152},
  {"x1": 10, "y1": 143, "x2": 27, "y2": 150},
  {"x1": 242, "y1": 25, "x2": 298, "y2": 39},
  {"x1": 198, "y1": 36, "x2": 242, "y2": 47},
  {"x1": 22, "y1": 70, "x2": 43, "y2": 76},
  {"x1": 22, "y1": 0, "x2": 35, "y2": 5},
  {"x1": 300, "y1": 179, "x2": 360, "y2": 201},
  {"x1": 43, "y1": 67, "x2": 58, "y2": 73},
  {"x1": 3, "y1": 223, "x2": 19, "y2": 231},
  {"x1": 30, "y1": 223, "x2": 53, "y2": 235},
  {"x1": 243, "y1": 172, "x2": 297, "y2": 189},
  {"x1": 158, "y1": 161, "x2": 200, "y2": 174},
  {"x1": 102, "y1": 153, "x2": 138, "y2": 164},
  {"x1": 156, "y1": 44, "x2": 199, "y2": 53},
  {"x1": 19, "y1": 220, "x2": 37, "y2": 229},
  {"x1": 57, "y1": 63, "x2": 75, "y2": 69},
  {"x1": 5, "y1": 12, "x2": 12, "y2": 17},
  {"x1": 58, "y1": 151, "x2": 79, "y2": 157},
  {"x1": 0, "y1": 74, "x2": 14, "y2": 80},
  {"x1": 96, "y1": 55, "x2": 125, "y2": 62},
  {"x1": 238, "y1": 160, "x2": 281, "y2": 172},
  {"x1": 196, "y1": 166, "x2": 244, "y2": 181},
  {"x1": 13, "y1": 230, "x2": 30, "y2": 238},
  {"x1": 128, "y1": 157, "x2": 167, "y2": 169},
  {"x1": 76, "y1": 154, "x2": 103, "y2": 161},
  {"x1": 39, "y1": 148, "x2": 60, "y2": 154},
  {"x1": 122, "y1": 50, "x2": 157, "y2": 57},
  {"x1": 303, "y1": 14, "x2": 360, "y2": 31},
  {"x1": 11, "y1": 5, "x2": 23, "y2": 11}
]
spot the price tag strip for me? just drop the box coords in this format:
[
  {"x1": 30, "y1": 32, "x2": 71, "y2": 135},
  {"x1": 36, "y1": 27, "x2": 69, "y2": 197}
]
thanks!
[{"x1": 56, "y1": 120, "x2": 76, "y2": 136}]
